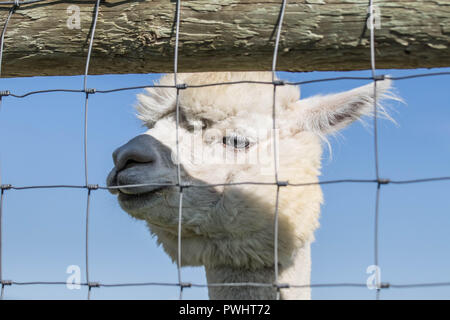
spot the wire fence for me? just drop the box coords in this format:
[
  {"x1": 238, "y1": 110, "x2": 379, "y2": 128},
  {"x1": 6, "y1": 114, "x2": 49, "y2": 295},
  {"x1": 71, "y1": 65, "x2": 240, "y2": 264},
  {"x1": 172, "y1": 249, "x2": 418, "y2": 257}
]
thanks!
[{"x1": 0, "y1": 0, "x2": 450, "y2": 300}]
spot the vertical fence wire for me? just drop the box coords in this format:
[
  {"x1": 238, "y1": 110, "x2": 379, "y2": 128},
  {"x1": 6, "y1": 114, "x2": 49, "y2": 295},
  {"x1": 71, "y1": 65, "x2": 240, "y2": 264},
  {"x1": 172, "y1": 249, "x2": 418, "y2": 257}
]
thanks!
[
  {"x1": 271, "y1": 0, "x2": 287, "y2": 83},
  {"x1": 173, "y1": 0, "x2": 186, "y2": 300},
  {"x1": 271, "y1": 0, "x2": 287, "y2": 300},
  {"x1": 374, "y1": 182, "x2": 381, "y2": 299},
  {"x1": 83, "y1": 0, "x2": 101, "y2": 300},
  {"x1": 368, "y1": 0, "x2": 382, "y2": 300}
]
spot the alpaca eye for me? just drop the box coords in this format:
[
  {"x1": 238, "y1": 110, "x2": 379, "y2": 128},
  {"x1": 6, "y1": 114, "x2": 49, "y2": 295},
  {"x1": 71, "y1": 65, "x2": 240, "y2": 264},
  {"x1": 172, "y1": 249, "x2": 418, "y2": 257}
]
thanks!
[{"x1": 222, "y1": 135, "x2": 251, "y2": 149}]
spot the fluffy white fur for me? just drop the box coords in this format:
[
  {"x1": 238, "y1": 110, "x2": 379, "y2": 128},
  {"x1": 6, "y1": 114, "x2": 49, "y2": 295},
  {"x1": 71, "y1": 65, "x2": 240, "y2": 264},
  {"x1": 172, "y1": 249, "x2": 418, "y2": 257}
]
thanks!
[{"x1": 113, "y1": 72, "x2": 394, "y2": 300}]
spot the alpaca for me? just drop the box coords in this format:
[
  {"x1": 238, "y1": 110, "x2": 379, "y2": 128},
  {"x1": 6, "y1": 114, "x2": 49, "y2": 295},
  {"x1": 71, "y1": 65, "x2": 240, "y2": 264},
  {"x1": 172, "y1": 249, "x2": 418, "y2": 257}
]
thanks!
[{"x1": 106, "y1": 72, "x2": 393, "y2": 299}]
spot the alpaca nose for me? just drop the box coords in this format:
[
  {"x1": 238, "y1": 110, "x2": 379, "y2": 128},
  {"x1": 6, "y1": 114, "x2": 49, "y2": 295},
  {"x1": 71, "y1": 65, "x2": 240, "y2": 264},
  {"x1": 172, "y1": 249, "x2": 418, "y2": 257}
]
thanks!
[{"x1": 113, "y1": 134, "x2": 159, "y2": 172}]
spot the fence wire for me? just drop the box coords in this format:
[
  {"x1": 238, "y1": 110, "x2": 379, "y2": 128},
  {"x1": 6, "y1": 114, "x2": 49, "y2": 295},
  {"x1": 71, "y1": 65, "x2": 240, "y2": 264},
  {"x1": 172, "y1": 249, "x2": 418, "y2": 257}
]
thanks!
[{"x1": 0, "y1": 0, "x2": 450, "y2": 300}]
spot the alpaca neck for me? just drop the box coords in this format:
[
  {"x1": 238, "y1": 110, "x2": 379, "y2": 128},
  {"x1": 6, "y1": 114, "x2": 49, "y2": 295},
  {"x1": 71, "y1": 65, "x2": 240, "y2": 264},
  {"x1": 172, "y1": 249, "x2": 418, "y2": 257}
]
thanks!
[{"x1": 205, "y1": 242, "x2": 311, "y2": 300}]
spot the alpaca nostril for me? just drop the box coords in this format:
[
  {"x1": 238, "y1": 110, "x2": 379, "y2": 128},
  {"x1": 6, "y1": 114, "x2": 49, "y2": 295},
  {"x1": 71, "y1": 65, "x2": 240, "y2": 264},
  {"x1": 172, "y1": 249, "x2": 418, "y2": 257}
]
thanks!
[
  {"x1": 114, "y1": 150, "x2": 156, "y2": 172},
  {"x1": 113, "y1": 134, "x2": 159, "y2": 172}
]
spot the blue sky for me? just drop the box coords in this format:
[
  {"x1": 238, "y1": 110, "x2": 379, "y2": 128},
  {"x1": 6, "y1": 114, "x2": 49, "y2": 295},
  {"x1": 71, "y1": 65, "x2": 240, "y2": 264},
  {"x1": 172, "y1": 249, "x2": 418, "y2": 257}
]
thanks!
[{"x1": 0, "y1": 68, "x2": 449, "y2": 299}]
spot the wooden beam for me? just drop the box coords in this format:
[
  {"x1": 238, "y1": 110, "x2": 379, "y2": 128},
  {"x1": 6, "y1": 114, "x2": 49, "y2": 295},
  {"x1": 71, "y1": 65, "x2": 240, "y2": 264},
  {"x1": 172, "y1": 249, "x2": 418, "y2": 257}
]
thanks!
[{"x1": 0, "y1": 0, "x2": 449, "y2": 77}]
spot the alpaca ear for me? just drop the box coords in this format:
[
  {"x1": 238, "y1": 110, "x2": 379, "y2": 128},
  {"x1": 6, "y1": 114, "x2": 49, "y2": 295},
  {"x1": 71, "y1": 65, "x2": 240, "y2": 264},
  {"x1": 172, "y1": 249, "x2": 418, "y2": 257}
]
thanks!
[{"x1": 292, "y1": 79, "x2": 393, "y2": 135}]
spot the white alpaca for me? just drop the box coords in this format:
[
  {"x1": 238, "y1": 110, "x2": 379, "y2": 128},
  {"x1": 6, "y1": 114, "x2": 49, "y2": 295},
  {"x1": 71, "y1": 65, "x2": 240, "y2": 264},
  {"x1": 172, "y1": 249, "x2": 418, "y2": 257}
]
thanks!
[{"x1": 106, "y1": 72, "x2": 393, "y2": 300}]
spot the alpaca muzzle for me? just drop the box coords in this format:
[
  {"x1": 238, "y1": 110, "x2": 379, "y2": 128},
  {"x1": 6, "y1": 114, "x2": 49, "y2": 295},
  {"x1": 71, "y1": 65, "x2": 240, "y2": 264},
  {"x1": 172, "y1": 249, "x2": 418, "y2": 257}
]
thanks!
[{"x1": 106, "y1": 134, "x2": 174, "y2": 195}]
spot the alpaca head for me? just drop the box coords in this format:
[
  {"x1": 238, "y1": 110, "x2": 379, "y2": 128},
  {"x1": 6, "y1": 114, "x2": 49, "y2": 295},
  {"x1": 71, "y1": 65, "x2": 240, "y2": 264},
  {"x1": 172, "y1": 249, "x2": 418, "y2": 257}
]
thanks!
[{"x1": 106, "y1": 72, "x2": 392, "y2": 273}]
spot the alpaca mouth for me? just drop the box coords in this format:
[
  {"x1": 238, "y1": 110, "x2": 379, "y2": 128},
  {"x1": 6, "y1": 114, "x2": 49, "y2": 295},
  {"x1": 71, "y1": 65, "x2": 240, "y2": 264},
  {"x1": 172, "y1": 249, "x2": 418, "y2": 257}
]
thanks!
[
  {"x1": 116, "y1": 185, "x2": 170, "y2": 214},
  {"x1": 117, "y1": 186, "x2": 167, "y2": 202},
  {"x1": 106, "y1": 165, "x2": 173, "y2": 197},
  {"x1": 117, "y1": 184, "x2": 165, "y2": 194}
]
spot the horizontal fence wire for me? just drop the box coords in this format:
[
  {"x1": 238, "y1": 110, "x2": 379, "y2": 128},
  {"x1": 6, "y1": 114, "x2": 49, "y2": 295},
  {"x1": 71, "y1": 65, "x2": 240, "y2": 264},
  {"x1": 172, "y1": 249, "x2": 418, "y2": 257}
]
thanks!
[
  {"x1": 0, "y1": 72, "x2": 450, "y2": 98},
  {"x1": 3, "y1": 176, "x2": 450, "y2": 191},
  {"x1": 4, "y1": 280, "x2": 450, "y2": 290},
  {"x1": 0, "y1": 0, "x2": 450, "y2": 300}
]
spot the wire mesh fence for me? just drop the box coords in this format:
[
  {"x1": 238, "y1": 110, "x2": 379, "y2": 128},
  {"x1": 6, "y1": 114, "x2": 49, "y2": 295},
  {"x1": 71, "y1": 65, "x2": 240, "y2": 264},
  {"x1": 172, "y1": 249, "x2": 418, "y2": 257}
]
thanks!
[{"x1": 0, "y1": 0, "x2": 450, "y2": 300}]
